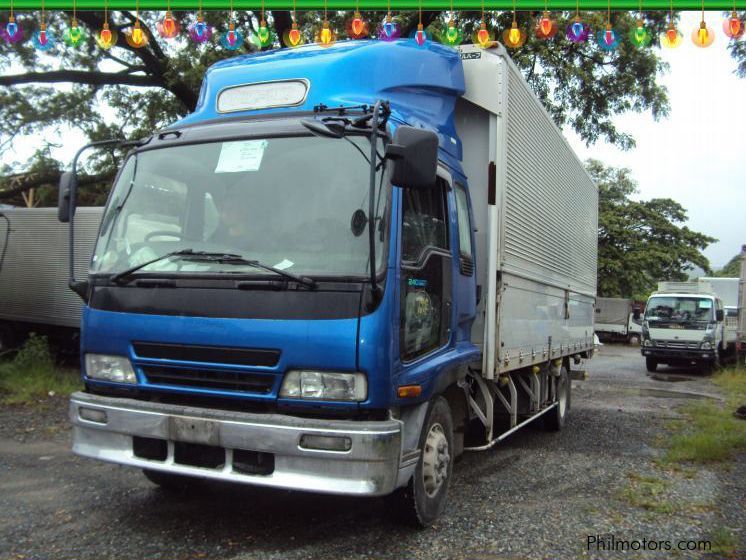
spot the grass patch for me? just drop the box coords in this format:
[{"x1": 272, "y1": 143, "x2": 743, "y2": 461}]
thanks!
[
  {"x1": 0, "y1": 334, "x2": 81, "y2": 405},
  {"x1": 663, "y1": 367, "x2": 746, "y2": 464},
  {"x1": 708, "y1": 526, "x2": 739, "y2": 558},
  {"x1": 617, "y1": 473, "x2": 676, "y2": 514}
]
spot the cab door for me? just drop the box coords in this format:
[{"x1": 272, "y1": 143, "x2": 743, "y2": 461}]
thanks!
[{"x1": 398, "y1": 175, "x2": 453, "y2": 364}]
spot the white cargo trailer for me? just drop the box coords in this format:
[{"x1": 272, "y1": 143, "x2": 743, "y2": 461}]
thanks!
[
  {"x1": 457, "y1": 44, "x2": 597, "y2": 378},
  {"x1": 0, "y1": 207, "x2": 102, "y2": 349}
]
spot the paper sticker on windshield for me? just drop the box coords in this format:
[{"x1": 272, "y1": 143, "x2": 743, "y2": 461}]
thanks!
[
  {"x1": 215, "y1": 140, "x2": 268, "y2": 173},
  {"x1": 698, "y1": 300, "x2": 712, "y2": 308},
  {"x1": 273, "y1": 259, "x2": 294, "y2": 270}
]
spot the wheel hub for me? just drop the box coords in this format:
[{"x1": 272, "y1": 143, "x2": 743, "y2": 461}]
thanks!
[{"x1": 422, "y1": 423, "x2": 450, "y2": 497}]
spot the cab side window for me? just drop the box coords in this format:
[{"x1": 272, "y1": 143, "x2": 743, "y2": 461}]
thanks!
[
  {"x1": 401, "y1": 179, "x2": 449, "y2": 263},
  {"x1": 400, "y1": 178, "x2": 451, "y2": 362},
  {"x1": 454, "y1": 183, "x2": 474, "y2": 275}
]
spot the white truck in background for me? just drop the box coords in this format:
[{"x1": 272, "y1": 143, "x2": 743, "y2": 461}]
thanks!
[
  {"x1": 594, "y1": 297, "x2": 643, "y2": 344},
  {"x1": 641, "y1": 281, "x2": 735, "y2": 372}
]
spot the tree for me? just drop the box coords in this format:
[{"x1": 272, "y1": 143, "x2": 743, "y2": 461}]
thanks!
[
  {"x1": 1, "y1": 10, "x2": 672, "y2": 205},
  {"x1": 712, "y1": 253, "x2": 742, "y2": 277},
  {"x1": 589, "y1": 159, "x2": 716, "y2": 300}
]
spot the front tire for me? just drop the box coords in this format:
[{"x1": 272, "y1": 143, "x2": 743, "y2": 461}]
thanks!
[
  {"x1": 544, "y1": 366, "x2": 570, "y2": 432},
  {"x1": 387, "y1": 397, "x2": 454, "y2": 528},
  {"x1": 646, "y1": 357, "x2": 658, "y2": 372}
]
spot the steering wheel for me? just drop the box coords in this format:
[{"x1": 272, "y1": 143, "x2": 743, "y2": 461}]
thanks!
[{"x1": 145, "y1": 230, "x2": 183, "y2": 242}]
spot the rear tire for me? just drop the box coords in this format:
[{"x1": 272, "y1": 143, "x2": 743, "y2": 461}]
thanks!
[
  {"x1": 646, "y1": 357, "x2": 658, "y2": 372},
  {"x1": 387, "y1": 397, "x2": 454, "y2": 528},
  {"x1": 142, "y1": 469, "x2": 195, "y2": 492},
  {"x1": 544, "y1": 367, "x2": 569, "y2": 432}
]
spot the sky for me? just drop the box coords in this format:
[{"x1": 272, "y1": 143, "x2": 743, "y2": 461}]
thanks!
[
  {"x1": 565, "y1": 11, "x2": 746, "y2": 268},
  {"x1": 2, "y1": 11, "x2": 744, "y2": 268}
]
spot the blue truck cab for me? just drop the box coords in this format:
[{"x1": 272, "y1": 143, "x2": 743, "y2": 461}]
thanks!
[{"x1": 62, "y1": 39, "x2": 597, "y2": 527}]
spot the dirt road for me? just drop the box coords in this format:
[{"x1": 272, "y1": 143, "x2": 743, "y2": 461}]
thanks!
[{"x1": 1, "y1": 345, "x2": 743, "y2": 559}]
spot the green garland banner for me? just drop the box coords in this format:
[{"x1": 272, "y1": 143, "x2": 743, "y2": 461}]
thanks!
[{"x1": 1, "y1": 1, "x2": 744, "y2": 9}]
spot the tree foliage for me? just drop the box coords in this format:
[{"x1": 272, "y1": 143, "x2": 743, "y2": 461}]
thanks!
[
  {"x1": 0, "y1": 9, "x2": 673, "y2": 205},
  {"x1": 590, "y1": 159, "x2": 716, "y2": 300},
  {"x1": 712, "y1": 253, "x2": 743, "y2": 278},
  {"x1": 727, "y1": 11, "x2": 746, "y2": 78}
]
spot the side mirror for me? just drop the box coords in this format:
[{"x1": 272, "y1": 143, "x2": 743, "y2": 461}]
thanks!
[
  {"x1": 57, "y1": 172, "x2": 76, "y2": 223},
  {"x1": 385, "y1": 126, "x2": 439, "y2": 190},
  {"x1": 633, "y1": 308, "x2": 641, "y2": 321},
  {"x1": 716, "y1": 309, "x2": 724, "y2": 322}
]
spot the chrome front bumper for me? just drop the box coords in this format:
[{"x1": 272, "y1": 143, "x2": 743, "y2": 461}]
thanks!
[{"x1": 69, "y1": 392, "x2": 404, "y2": 496}]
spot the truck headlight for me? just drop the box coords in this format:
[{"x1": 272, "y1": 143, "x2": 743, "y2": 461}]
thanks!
[
  {"x1": 643, "y1": 340, "x2": 653, "y2": 347},
  {"x1": 280, "y1": 370, "x2": 367, "y2": 401},
  {"x1": 700, "y1": 341, "x2": 712, "y2": 350},
  {"x1": 84, "y1": 354, "x2": 137, "y2": 384}
]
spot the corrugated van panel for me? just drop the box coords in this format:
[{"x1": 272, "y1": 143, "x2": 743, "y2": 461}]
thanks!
[
  {"x1": 503, "y1": 65, "x2": 597, "y2": 295},
  {"x1": 0, "y1": 207, "x2": 102, "y2": 328}
]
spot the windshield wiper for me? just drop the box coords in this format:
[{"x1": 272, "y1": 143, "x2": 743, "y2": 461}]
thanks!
[
  {"x1": 110, "y1": 249, "x2": 316, "y2": 289},
  {"x1": 179, "y1": 252, "x2": 317, "y2": 289},
  {"x1": 109, "y1": 249, "x2": 199, "y2": 285}
]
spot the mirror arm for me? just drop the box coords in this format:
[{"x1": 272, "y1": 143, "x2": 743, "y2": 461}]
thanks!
[
  {"x1": 367, "y1": 100, "x2": 383, "y2": 305},
  {"x1": 68, "y1": 139, "x2": 125, "y2": 301}
]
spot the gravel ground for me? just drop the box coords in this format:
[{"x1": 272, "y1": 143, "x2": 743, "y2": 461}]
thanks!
[{"x1": 0, "y1": 345, "x2": 744, "y2": 560}]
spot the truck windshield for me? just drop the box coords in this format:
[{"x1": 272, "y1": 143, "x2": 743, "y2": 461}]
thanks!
[
  {"x1": 92, "y1": 135, "x2": 388, "y2": 279},
  {"x1": 644, "y1": 296, "x2": 714, "y2": 323}
]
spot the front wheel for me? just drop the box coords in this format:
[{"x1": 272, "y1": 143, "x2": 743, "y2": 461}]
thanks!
[
  {"x1": 646, "y1": 357, "x2": 658, "y2": 372},
  {"x1": 544, "y1": 366, "x2": 570, "y2": 431},
  {"x1": 387, "y1": 397, "x2": 454, "y2": 528}
]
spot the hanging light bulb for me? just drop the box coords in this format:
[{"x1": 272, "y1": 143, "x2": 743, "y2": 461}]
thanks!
[
  {"x1": 283, "y1": 3, "x2": 304, "y2": 48},
  {"x1": 32, "y1": 1, "x2": 55, "y2": 51},
  {"x1": 535, "y1": 4, "x2": 558, "y2": 40},
  {"x1": 63, "y1": 18, "x2": 87, "y2": 47},
  {"x1": 660, "y1": 0, "x2": 682, "y2": 48},
  {"x1": 96, "y1": 0, "x2": 117, "y2": 50},
  {"x1": 157, "y1": 3, "x2": 180, "y2": 40},
  {"x1": 251, "y1": 1, "x2": 276, "y2": 47},
  {"x1": 63, "y1": 1, "x2": 86, "y2": 48},
  {"x1": 124, "y1": 0, "x2": 148, "y2": 48},
  {"x1": 629, "y1": 18, "x2": 651, "y2": 47},
  {"x1": 219, "y1": 0, "x2": 243, "y2": 51},
  {"x1": 471, "y1": 1, "x2": 493, "y2": 48},
  {"x1": 189, "y1": 0, "x2": 213, "y2": 44},
  {"x1": 346, "y1": 2, "x2": 368, "y2": 40},
  {"x1": 660, "y1": 22, "x2": 681, "y2": 48},
  {"x1": 691, "y1": 0, "x2": 714, "y2": 48},
  {"x1": 379, "y1": 0, "x2": 400, "y2": 41},
  {"x1": 411, "y1": 1, "x2": 429, "y2": 47},
  {"x1": 691, "y1": 20, "x2": 714, "y2": 47},
  {"x1": 629, "y1": 0, "x2": 651, "y2": 47},
  {"x1": 220, "y1": 22, "x2": 244, "y2": 50},
  {"x1": 595, "y1": 1, "x2": 619, "y2": 52},
  {"x1": 566, "y1": 18, "x2": 590, "y2": 43},
  {"x1": 2, "y1": 1, "x2": 24, "y2": 44},
  {"x1": 440, "y1": 19, "x2": 463, "y2": 47},
  {"x1": 723, "y1": 9, "x2": 744, "y2": 39},
  {"x1": 125, "y1": 20, "x2": 148, "y2": 48},
  {"x1": 96, "y1": 21, "x2": 117, "y2": 49},
  {"x1": 503, "y1": 20, "x2": 526, "y2": 48},
  {"x1": 315, "y1": 19, "x2": 336, "y2": 46},
  {"x1": 597, "y1": 24, "x2": 619, "y2": 51}
]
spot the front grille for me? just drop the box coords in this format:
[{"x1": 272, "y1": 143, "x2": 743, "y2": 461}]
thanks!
[
  {"x1": 142, "y1": 366, "x2": 275, "y2": 394},
  {"x1": 658, "y1": 341, "x2": 696, "y2": 349},
  {"x1": 133, "y1": 341, "x2": 280, "y2": 367}
]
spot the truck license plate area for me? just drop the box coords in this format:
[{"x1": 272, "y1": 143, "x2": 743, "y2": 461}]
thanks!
[{"x1": 169, "y1": 416, "x2": 219, "y2": 446}]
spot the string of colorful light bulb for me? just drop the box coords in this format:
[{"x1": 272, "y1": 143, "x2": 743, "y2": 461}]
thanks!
[{"x1": 2, "y1": 5, "x2": 744, "y2": 51}]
